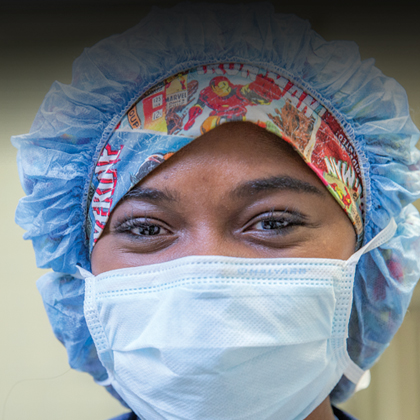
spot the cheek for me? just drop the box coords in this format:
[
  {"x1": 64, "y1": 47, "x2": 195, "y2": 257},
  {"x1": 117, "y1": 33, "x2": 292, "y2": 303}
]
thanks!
[
  {"x1": 90, "y1": 240, "x2": 108, "y2": 275},
  {"x1": 91, "y1": 235, "x2": 180, "y2": 275},
  {"x1": 320, "y1": 217, "x2": 356, "y2": 259},
  {"x1": 90, "y1": 238, "x2": 125, "y2": 275}
]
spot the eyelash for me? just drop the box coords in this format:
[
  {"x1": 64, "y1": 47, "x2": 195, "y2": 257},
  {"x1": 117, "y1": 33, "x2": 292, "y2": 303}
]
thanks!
[
  {"x1": 114, "y1": 217, "x2": 169, "y2": 237},
  {"x1": 247, "y1": 210, "x2": 304, "y2": 234},
  {"x1": 114, "y1": 210, "x2": 304, "y2": 239}
]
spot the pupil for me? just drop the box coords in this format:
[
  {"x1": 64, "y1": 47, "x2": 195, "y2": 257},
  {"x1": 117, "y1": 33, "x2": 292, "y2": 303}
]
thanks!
[
  {"x1": 262, "y1": 220, "x2": 283, "y2": 230},
  {"x1": 140, "y1": 225, "x2": 160, "y2": 235}
]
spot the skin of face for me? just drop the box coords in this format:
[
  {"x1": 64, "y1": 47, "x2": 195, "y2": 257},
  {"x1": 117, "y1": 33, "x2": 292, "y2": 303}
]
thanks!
[{"x1": 91, "y1": 121, "x2": 357, "y2": 420}]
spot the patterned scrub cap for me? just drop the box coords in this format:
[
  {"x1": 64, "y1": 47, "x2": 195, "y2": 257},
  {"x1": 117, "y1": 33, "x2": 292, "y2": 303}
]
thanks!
[
  {"x1": 12, "y1": 1, "x2": 420, "y2": 408},
  {"x1": 87, "y1": 64, "x2": 364, "y2": 250}
]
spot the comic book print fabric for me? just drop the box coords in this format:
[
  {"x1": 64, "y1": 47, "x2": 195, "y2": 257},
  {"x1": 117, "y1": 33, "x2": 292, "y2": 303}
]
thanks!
[{"x1": 87, "y1": 64, "x2": 364, "y2": 250}]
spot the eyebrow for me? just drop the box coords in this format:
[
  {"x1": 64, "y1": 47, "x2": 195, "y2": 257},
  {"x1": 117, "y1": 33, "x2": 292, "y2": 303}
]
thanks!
[
  {"x1": 122, "y1": 175, "x2": 324, "y2": 204},
  {"x1": 230, "y1": 176, "x2": 325, "y2": 198},
  {"x1": 122, "y1": 187, "x2": 179, "y2": 203}
]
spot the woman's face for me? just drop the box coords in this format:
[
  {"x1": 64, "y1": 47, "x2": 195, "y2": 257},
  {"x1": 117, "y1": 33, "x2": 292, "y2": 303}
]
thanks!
[{"x1": 91, "y1": 122, "x2": 356, "y2": 274}]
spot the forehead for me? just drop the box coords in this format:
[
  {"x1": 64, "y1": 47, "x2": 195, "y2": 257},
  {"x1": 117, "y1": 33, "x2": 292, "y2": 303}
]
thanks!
[
  {"x1": 133, "y1": 122, "x2": 326, "y2": 199},
  {"x1": 153, "y1": 121, "x2": 304, "y2": 170}
]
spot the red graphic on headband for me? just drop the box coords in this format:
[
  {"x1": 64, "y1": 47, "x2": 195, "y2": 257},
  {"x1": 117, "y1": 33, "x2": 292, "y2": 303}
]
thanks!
[
  {"x1": 92, "y1": 144, "x2": 123, "y2": 242},
  {"x1": 185, "y1": 74, "x2": 282, "y2": 134}
]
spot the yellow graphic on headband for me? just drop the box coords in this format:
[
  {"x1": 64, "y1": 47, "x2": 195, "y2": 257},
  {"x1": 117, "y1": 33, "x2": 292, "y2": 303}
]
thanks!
[
  {"x1": 127, "y1": 104, "x2": 142, "y2": 130},
  {"x1": 165, "y1": 73, "x2": 189, "y2": 110}
]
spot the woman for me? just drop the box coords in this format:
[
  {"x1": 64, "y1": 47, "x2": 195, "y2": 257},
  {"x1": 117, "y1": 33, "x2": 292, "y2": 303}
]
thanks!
[{"x1": 12, "y1": 2, "x2": 420, "y2": 419}]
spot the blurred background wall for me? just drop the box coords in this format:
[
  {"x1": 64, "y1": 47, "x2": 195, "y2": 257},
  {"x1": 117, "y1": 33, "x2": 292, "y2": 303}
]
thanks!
[{"x1": 0, "y1": 1, "x2": 419, "y2": 419}]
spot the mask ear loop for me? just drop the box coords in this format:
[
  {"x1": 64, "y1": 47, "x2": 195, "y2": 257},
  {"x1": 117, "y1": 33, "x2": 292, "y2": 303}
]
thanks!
[
  {"x1": 343, "y1": 218, "x2": 397, "y2": 386},
  {"x1": 347, "y1": 218, "x2": 397, "y2": 267},
  {"x1": 74, "y1": 265, "x2": 93, "y2": 279}
]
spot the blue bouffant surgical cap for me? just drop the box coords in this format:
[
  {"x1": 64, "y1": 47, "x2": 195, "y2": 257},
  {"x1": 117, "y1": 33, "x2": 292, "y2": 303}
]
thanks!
[{"x1": 12, "y1": 1, "x2": 420, "y2": 405}]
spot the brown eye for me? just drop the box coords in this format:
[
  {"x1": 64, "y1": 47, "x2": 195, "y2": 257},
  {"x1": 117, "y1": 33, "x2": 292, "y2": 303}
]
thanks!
[
  {"x1": 244, "y1": 210, "x2": 307, "y2": 237},
  {"x1": 132, "y1": 224, "x2": 163, "y2": 236},
  {"x1": 257, "y1": 219, "x2": 290, "y2": 230},
  {"x1": 114, "y1": 218, "x2": 170, "y2": 237}
]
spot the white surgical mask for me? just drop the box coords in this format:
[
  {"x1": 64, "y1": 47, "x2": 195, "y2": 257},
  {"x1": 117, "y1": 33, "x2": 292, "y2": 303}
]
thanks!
[{"x1": 79, "y1": 219, "x2": 396, "y2": 420}]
